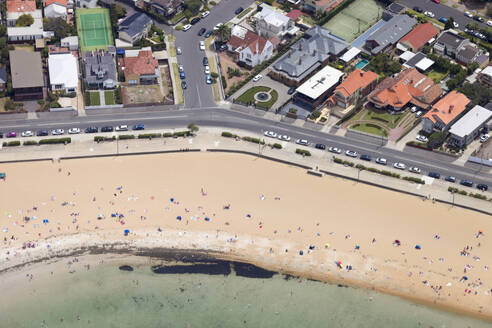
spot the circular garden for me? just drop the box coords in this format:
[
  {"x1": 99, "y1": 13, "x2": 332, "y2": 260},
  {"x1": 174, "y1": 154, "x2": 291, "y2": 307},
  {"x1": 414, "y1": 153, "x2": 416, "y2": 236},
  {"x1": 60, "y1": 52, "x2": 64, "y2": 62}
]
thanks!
[{"x1": 236, "y1": 86, "x2": 278, "y2": 110}]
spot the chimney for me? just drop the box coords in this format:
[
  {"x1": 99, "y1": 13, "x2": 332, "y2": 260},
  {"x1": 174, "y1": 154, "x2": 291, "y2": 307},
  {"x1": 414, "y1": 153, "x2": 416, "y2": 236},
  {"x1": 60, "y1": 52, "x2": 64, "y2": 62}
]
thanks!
[
  {"x1": 312, "y1": 49, "x2": 316, "y2": 56},
  {"x1": 298, "y1": 43, "x2": 302, "y2": 51},
  {"x1": 298, "y1": 57, "x2": 302, "y2": 65},
  {"x1": 288, "y1": 50, "x2": 292, "y2": 58},
  {"x1": 449, "y1": 105, "x2": 454, "y2": 113},
  {"x1": 360, "y1": 71, "x2": 364, "y2": 77}
]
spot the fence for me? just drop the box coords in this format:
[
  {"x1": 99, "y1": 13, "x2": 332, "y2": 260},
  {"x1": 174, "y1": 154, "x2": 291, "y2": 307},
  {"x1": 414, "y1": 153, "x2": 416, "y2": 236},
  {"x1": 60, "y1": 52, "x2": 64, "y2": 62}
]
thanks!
[{"x1": 50, "y1": 106, "x2": 75, "y2": 112}]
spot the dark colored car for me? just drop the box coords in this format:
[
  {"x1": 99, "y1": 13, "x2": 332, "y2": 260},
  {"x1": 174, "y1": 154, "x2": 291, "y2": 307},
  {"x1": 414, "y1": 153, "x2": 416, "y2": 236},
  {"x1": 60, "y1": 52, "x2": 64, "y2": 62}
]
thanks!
[
  {"x1": 180, "y1": 71, "x2": 185, "y2": 79},
  {"x1": 198, "y1": 27, "x2": 206, "y2": 36},
  {"x1": 360, "y1": 154, "x2": 372, "y2": 161},
  {"x1": 0, "y1": 132, "x2": 3, "y2": 138},
  {"x1": 445, "y1": 176, "x2": 456, "y2": 183},
  {"x1": 204, "y1": 30, "x2": 213, "y2": 38},
  {"x1": 101, "y1": 126, "x2": 113, "y2": 132},
  {"x1": 438, "y1": 17, "x2": 448, "y2": 24},
  {"x1": 315, "y1": 143, "x2": 326, "y2": 150},
  {"x1": 460, "y1": 179, "x2": 473, "y2": 187},
  {"x1": 235, "y1": 7, "x2": 244, "y2": 15},
  {"x1": 477, "y1": 184, "x2": 488, "y2": 191},
  {"x1": 133, "y1": 124, "x2": 145, "y2": 131},
  {"x1": 36, "y1": 130, "x2": 48, "y2": 136},
  {"x1": 190, "y1": 17, "x2": 201, "y2": 25},
  {"x1": 428, "y1": 172, "x2": 441, "y2": 179},
  {"x1": 203, "y1": 57, "x2": 209, "y2": 65},
  {"x1": 85, "y1": 126, "x2": 98, "y2": 133},
  {"x1": 413, "y1": 6, "x2": 423, "y2": 13},
  {"x1": 181, "y1": 81, "x2": 187, "y2": 89},
  {"x1": 473, "y1": 16, "x2": 484, "y2": 22},
  {"x1": 287, "y1": 86, "x2": 296, "y2": 95}
]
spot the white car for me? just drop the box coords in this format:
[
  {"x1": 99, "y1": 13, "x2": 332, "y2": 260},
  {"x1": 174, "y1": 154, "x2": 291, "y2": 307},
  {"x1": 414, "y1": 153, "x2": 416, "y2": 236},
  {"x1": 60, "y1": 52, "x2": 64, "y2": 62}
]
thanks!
[
  {"x1": 278, "y1": 134, "x2": 291, "y2": 141},
  {"x1": 176, "y1": 47, "x2": 182, "y2": 55},
  {"x1": 52, "y1": 129, "x2": 64, "y2": 135},
  {"x1": 328, "y1": 146, "x2": 341, "y2": 154},
  {"x1": 178, "y1": 64, "x2": 184, "y2": 72},
  {"x1": 393, "y1": 162, "x2": 406, "y2": 170},
  {"x1": 204, "y1": 65, "x2": 210, "y2": 75},
  {"x1": 200, "y1": 10, "x2": 210, "y2": 18},
  {"x1": 252, "y1": 74, "x2": 263, "y2": 82},
  {"x1": 213, "y1": 23, "x2": 223, "y2": 31},
  {"x1": 410, "y1": 106, "x2": 417, "y2": 113},
  {"x1": 376, "y1": 157, "x2": 387, "y2": 165},
  {"x1": 480, "y1": 134, "x2": 490, "y2": 143},
  {"x1": 453, "y1": 21, "x2": 459, "y2": 28},
  {"x1": 182, "y1": 24, "x2": 192, "y2": 32},
  {"x1": 264, "y1": 131, "x2": 277, "y2": 138},
  {"x1": 416, "y1": 135, "x2": 428, "y2": 143},
  {"x1": 115, "y1": 125, "x2": 128, "y2": 131},
  {"x1": 464, "y1": 11, "x2": 473, "y2": 18},
  {"x1": 345, "y1": 150, "x2": 358, "y2": 157},
  {"x1": 295, "y1": 139, "x2": 308, "y2": 146},
  {"x1": 199, "y1": 41, "x2": 205, "y2": 51},
  {"x1": 424, "y1": 11, "x2": 435, "y2": 18},
  {"x1": 68, "y1": 128, "x2": 80, "y2": 134},
  {"x1": 487, "y1": 21, "x2": 492, "y2": 27},
  {"x1": 409, "y1": 166, "x2": 421, "y2": 174},
  {"x1": 21, "y1": 130, "x2": 33, "y2": 137},
  {"x1": 415, "y1": 111, "x2": 423, "y2": 118}
]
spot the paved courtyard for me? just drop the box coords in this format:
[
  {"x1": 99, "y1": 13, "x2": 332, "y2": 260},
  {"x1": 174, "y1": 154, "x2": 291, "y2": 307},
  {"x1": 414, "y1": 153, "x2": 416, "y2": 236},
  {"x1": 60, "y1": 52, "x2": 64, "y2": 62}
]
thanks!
[{"x1": 231, "y1": 75, "x2": 291, "y2": 111}]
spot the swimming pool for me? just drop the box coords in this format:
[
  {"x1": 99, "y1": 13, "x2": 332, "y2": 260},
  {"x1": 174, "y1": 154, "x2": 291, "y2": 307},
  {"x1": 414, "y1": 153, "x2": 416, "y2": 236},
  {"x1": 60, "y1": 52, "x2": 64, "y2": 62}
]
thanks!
[{"x1": 355, "y1": 59, "x2": 369, "y2": 69}]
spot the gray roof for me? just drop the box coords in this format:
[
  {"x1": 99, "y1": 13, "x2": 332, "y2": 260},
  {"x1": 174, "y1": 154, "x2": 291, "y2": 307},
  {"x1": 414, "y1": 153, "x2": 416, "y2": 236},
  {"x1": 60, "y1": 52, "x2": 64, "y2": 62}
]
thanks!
[
  {"x1": 0, "y1": 67, "x2": 6, "y2": 84},
  {"x1": 272, "y1": 25, "x2": 348, "y2": 82},
  {"x1": 405, "y1": 52, "x2": 427, "y2": 67},
  {"x1": 457, "y1": 44, "x2": 479, "y2": 61},
  {"x1": 119, "y1": 12, "x2": 152, "y2": 38},
  {"x1": 366, "y1": 15, "x2": 417, "y2": 54},
  {"x1": 9, "y1": 50, "x2": 44, "y2": 89},
  {"x1": 83, "y1": 51, "x2": 117, "y2": 85},
  {"x1": 436, "y1": 31, "x2": 465, "y2": 48},
  {"x1": 387, "y1": 3, "x2": 404, "y2": 14}
]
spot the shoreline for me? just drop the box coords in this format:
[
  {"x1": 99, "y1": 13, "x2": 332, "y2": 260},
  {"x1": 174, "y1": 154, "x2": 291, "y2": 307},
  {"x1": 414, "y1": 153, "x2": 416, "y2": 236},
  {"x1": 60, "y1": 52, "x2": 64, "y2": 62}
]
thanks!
[{"x1": 1, "y1": 228, "x2": 491, "y2": 323}]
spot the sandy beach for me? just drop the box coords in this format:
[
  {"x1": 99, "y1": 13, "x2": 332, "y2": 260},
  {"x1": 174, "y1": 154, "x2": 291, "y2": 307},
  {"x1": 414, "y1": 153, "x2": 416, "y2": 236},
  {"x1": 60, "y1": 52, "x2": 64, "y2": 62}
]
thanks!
[{"x1": 0, "y1": 152, "x2": 491, "y2": 321}]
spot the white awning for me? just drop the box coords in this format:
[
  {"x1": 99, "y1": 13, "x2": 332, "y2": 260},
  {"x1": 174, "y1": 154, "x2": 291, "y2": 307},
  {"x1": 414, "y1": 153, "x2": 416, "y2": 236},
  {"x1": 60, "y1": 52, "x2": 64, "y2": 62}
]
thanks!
[
  {"x1": 396, "y1": 42, "x2": 408, "y2": 52},
  {"x1": 399, "y1": 50, "x2": 415, "y2": 62},
  {"x1": 415, "y1": 57, "x2": 434, "y2": 71},
  {"x1": 340, "y1": 47, "x2": 361, "y2": 63}
]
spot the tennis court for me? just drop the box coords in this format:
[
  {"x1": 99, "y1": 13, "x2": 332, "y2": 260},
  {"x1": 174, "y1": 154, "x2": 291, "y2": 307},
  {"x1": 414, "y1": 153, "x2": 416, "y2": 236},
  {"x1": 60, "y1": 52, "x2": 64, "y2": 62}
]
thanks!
[
  {"x1": 76, "y1": 8, "x2": 114, "y2": 52},
  {"x1": 323, "y1": 0, "x2": 383, "y2": 42}
]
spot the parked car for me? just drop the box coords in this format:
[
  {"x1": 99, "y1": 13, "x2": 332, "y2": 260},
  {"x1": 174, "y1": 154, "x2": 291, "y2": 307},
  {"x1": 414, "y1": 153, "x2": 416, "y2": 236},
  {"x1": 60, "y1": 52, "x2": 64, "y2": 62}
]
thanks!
[
  {"x1": 182, "y1": 24, "x2": 192, "y2": 31},
  {"x1": 453, "y1": 21, "x2": 459, "y2": 28},
  {"x1": 204, "y1": 30, "x2": 213, "y2": 38},
  {"x1": 287, "y1": 86, "x2": 296, "y2": 95},
  {"x1": 52, "y1": 129, "x2": 64, "y2": 135},
  {"x1": 132, "y1": 124, "x2": 145, "y2": 131},
  {"x1": 218, "y1": 44, "x2": 227, "y2": 51},
  {"x1": 36, "y1": 130, "x2": 48, "y2": 136},
  {"x1": 487, "y1": 21, "x2": 492, "y2": 27},
  {"x1": 328, "y1": 146, "x2": 341, "y2": 154},
  {"x1": 21, "y1": 130, "x2": 33, "y2": 137},
  {"x1": 264, "y1": 131, "x2": 277, "y2": 138},
  {"x1": 345, "y1": 150, "x2": 358, "y2": 158},
  {"x1": 190, "y1": 17, "x2": 201, "y2": 25},
  {"x1": 408, "y1": 166, "x2": 421, "y2": 174},
  {"x1": 315, "y1": 143, "x2": 326, "y2": 150},
  {"x1": 6, "y1": 131, "x2": 16, "y2": 138},
  {"x1": 200, "y1": 11, "x2": 210, "y2": 18},
  {"x1": 206, "y1": 74, "x2": 213, "y2": 84},
  {"x1": 413, "y1": 6, "x2": 423, "y2": 13},
  {"x1": 480, "y1": 134, "x2": 490, "y2": 143},
  {"x1": 477, "y1": 183, "x2": 488, "y2": 191},
  {"x1": 296, "y1": 139, "x2": 308, "y2": 146},
  {"x1": 213, "y1": 23, "x2": 223, "y2": 31},
  {"x1": 235, "y1": 7, "x2": 244, "y2": 15},
  {"x1": 204, "y1": 65, "x2": 210, "y2": 75},
  {"x1": 393, "y1": 162, "x2": 406, "y2": 170},
  {"x1": 68, "y1": 128, "x2": 81, "y2": 134},
  {"x1": 181, "y1": 81, "x2": 187, "y2": 89},
  {"x1": 410, "y1": 106, "x2": 417, "y2": 113},
  {"x1": 416, "y1": 135, "x2": 428, "y2": 143},
  {"x1": 460, "y1": 179, "x2": 473, "y2": 187},
  {"x1": 85, "y1": 126, "x2": 98, "y2": 133},
  {"x1": 115, "y1": 125, "x2": 128, "y2": 131},
  {"x1": 199, "y1": 40, "x2": 205, "y2": 51},
  {"x1": 445, "y1": 176, "x2": 456, "y2": 183},
  {"x1": 278, "y1": 135, "x2": 291, "y2": 141},
  {"x1": 176, "y1": 47, "x2": 182, "y2": 55},
  {"x1": 0, "y1": 132, "x2": 3, "y2": 138},
  {"x1": 360, "y1": 154, "x2": 372, "y2": 161},
  {"x1": 428, "y1": 172, "x2": 441, "y2": 179},
  {"x1": 252, "y1": 74, "x2": 263, "y2": 82},
  {"x1": 198, "y1": 28, "x2": 206, "y2": 36},
  {"x1": 424, "y1": 11, "x2": 435, "y2": 18},
  {"x1": 180, "y1": 71, "x2": 185, "y2": 79},
  {"x1": 178, "y1": 64, "x2": 184, "y2": 72},
  {"x1": 432, "y1": 0, "x2": 440, "y2": 3},
  {"x1": 415, "y1": 111, "x2": 423, "y2": 118},
  {"x1": 464, "y1": 11, "x2": 473, "y2": 18},
  {"x1": 203, "y1": 57, "x2": 209, "y2": 66},
  {"x1": 473, "y1": 15, "x2": 484, "y2": 22},
  {"x1": 375, "y1": 157, "x2": 387, "y2": 165},
  {"x1": 101, "y1": 126, "x2": 113, "y2": 132},
  {"x1": 438, "y1": 17, "x2": 448, "y2": 24}
]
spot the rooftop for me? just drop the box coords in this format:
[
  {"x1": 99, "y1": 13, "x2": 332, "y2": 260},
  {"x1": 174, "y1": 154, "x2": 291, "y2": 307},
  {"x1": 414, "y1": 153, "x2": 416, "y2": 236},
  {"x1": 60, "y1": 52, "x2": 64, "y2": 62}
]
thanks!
[
  {"x1": 9, "y1": 50, "x2": 44, "y2": 88},
  {"x1": 480, "y1": 66, "x2": 492, "y2": 77},
  {"x1": 403, "y1": 52, "x2": 434, "y2": 71},
  {"x1": 119, "y1": 12, "x2": 152, "y2": 38},
  {"x1": 436, "y1": 31, "x2": 465, "y2": 47},
  {"x1": 286, "y1": 9, "x2": 302, "y2": 21},
  {"x1": 340, "y1": 47, "x2": 361, "y2": 63},
  {"x1": 7, "y1": 9, "x2": 43, "y2": 36},
  {"x1": 83, "y1": 50, "x2": 117, "y2": 85},
  {"x1": 398, "y1": 23, "x2": 438, "y2": 51},
  {"x1": 121, "y1": 47, "x2": 158, "y2": 78},
  {"x1": 48, "y1": 53, "x2": 78, "y2": 89},
  {"x1": 296, "y1": 65, "x2": 343, "y2": 99},
  {"x1": 7, "y1": 0, "x2": 36, "y2": 13},
  {"x1": 335, "y1": 69, "x2": 379, "y2": 98},
  {"x1": 423, "y1": 90, "x2": 470, "y2": 125},
  {"x1": 449, "y1": 105, "x2": 492, "y2": 138},
  {"x1": 44, "y1": 0, "x2": 67, "y2": 7},
  {"x1": 254, "y1": 4, "x2": 290, "y2": 27},
  {"x1": 366, "y1": 15, "x2": 417, "y2": 54}
]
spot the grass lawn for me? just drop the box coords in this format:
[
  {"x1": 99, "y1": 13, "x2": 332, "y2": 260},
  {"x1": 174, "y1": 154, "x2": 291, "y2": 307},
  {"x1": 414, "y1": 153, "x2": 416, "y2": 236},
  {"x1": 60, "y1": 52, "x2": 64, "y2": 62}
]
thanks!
[
  {"x1": 351, "y1": 123, "x2": 387, "y2": 137},
  {"x1": 104, "y1": 90, "x2": 115, "y2": 105},
  {"x1": 169, "y1": 45, "x2": 176, "y2": 57},
  {"x1": 171, "y1": 63, "x2": 183, "y2": 104},
  {"x1": 300, "y1": 15, "x2": 315, "y2": 26},
  {"x1": 167, "y1": 34, "x2": 175, "y2": 42},
  {"x1": 427, "y1": 70, "x2": 448, "y2": 84},
  {"x1": 89, "y1": 92, "x2": 100, "y2": 106},
  {"x1": 0, "y1": 97, "x2": 7, "y2": 112},
  {"x1": 237, "y1": 86, "x2": 271, "y2": 103},
  {"x1": 237, "y1": 7, "x2": 253, "y2": 19},
  {"x1": 14, "y1": 45, "x2": 34, "y2": 52},
  {"x1": 366, "y1": 109, "x2": 404, "y2": 129}
]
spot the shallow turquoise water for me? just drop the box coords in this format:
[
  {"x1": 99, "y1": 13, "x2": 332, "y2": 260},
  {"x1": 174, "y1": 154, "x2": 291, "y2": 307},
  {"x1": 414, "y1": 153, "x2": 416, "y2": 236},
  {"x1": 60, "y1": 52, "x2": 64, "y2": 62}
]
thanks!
[{"x1": 1, "y1": 259, "x2": 491, "y2": 328}]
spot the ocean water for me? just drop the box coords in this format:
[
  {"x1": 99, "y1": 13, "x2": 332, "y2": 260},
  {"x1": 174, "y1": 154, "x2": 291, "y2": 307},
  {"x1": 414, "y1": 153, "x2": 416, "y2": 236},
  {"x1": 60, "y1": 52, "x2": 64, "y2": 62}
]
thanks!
[{"x1": 1, "y1": 258, "x2": 491, "y2": 328}]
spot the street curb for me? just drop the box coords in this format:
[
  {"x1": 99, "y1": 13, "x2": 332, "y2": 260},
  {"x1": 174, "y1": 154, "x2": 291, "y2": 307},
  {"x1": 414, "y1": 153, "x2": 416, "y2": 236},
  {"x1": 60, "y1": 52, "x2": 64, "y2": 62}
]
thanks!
[
  {"x1": 60, "y1": 149, "x2": 201, "y2": 161},
  {"x1": 0, "y1": 158, "x2": 53, "y2": 164},
  {"x1": 206, "y1": 149, "x2": 312, "y2": 170}
]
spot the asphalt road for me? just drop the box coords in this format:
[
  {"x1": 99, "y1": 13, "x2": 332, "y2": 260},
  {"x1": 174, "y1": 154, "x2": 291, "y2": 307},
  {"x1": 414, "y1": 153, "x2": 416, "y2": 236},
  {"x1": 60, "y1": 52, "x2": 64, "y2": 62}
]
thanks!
[
  {"x1": 398, "y1": 0, "x2": 489, "y2": 30},
  {"x1": 1, "y1": 106, "x2": 491, "y2": 188}
]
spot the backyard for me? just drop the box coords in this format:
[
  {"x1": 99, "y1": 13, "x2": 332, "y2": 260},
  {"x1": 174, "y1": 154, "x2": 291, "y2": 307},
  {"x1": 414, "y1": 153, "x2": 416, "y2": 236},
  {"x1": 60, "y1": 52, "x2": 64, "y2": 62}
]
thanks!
[
  {"x1": 218, "y1": 52, "x2": 249, "y2": 94},
  {"x1": 124, "y1": 85, "x2": 163, "y2": 104},
  {"x1": 104, "y1": 90, "x2": 115, "y2": 105},
  {"x1": 426, "y1": 70, "x2": 448, "y2": 84}
]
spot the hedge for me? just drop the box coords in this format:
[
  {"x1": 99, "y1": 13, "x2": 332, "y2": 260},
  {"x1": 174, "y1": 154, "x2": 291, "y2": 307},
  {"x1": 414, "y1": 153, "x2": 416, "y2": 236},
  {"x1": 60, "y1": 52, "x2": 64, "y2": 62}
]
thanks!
[
  {"x1": 172, "y1": 131, "x2": 191, "y2": 137},
  {"x1": 94, "y1": 136, "x2": 116, "y2": 142},
  {"x1": 138, "y1": 133, "x2": 162, "y2": 139},
  {"x1": 272, "y1": 143, "x2": 282, "y2": 149},
  {"x1": 221, "y1": 131, "x2": 239, "y2": 138},
  {"x1": 39, "y1": 138, "x2": 71, "y2": 144},
  {"x1": 3, "y1": 141, "x2": 21, "y2": 147},
  {"x1": 118, "y1": 135, "x2": 135, "y2": 140},
  {"x1": 23, "y1": 140, "x2": 38, "y2": 146},
  {"x1": 242, "y1": 136, "x2": 265, "y2": 144},
  {"x1": 469, "y1": 193, "x2": 487, "y2": 200},
  {"x1": 295, "y1": 149, "x2": 311, "y2": 156},
  {"x1": 403, "y1": 176, "x2": 425, "y2": 184}
]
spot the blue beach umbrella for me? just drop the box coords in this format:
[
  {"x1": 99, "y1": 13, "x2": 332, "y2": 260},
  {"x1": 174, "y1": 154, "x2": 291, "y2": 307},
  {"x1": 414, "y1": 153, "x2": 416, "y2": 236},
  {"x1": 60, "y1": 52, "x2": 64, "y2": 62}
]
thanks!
[
  {"x1": 176, "y1": 216, "x2": 182, "y2": 221},
  {"x1": 124, "y1": 229, "x2": 130, "y2": 236},
  {"x1": 205, "y1": 217, "x2": 211, "y2": 222}
]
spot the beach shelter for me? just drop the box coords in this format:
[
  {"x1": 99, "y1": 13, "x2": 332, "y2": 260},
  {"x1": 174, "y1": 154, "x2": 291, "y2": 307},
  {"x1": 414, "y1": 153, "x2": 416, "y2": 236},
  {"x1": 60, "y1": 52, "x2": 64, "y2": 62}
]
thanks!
[
  {"x1": 124, "y1": 229, "x2": 130, "y2": 236},
  {"x1": 415, "y1": 245, "x2": 421, "y2": 250}
]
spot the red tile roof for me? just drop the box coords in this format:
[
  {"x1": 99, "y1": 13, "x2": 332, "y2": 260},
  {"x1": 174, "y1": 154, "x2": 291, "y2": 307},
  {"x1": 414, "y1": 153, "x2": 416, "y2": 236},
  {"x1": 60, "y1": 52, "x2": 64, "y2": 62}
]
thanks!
[
  {"x1": 422, "y1": 90, "x2": 470, "y2": 125},
  {"x1": 44, "y1": 0, "x2": 67, "y2": 7},
  {"x1": 122, "y1": 50, "x2": 158, "y2": 78},
  {"x1": 228, "y1": 30, "x2": 259, "y2": 50},
  {"x1": 7, "y1": 0, "x2": 36, "y2": 13},
  {"x1": 286, "y1": 9, "x2": 302, "y2": 21},
  {"x1": 398, "y1": 23, "x2": 438, "y2": 51},
  {"x1": 335, "y1": 69, "x2": 378, "y2": 98}
]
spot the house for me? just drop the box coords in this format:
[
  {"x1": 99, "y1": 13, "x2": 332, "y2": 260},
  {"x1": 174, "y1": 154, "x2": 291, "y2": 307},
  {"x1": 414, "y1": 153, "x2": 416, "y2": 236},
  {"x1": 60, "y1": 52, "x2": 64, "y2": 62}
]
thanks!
[
  {"x1": 421, "y1": 90, "x2": 470, "y2": 133},
  {"x1": 0, "y1": 67, "x2": 7, "y2": 92},
  {"x1": 478, "y1": 66, "x2": 492, "y2": 89},
  {"x1": 269, "y1": 25, "x2": 348, "y2": 86},
  {"x1": 367, "y1": 67, "x2": 442, "y2": 112},
  {"x1": 293, "y1": 65, "x2": 343, "y2": 109},
  {"x1": 364, "y1": 15, "x2": 417, "y2": 55},
  {"x1": 402, "y1": 52, "x2": 434, "y2": 72},
  {"x1": 118, "y1": 12, "x2": 152, "y2": 45},
  {"x1": 397, "y1": 23, "x2": 438, "y2": 52},
  {"x1": 6, "y1": 0, "x2": 36, "y2": 26},
  {"x1": 48, "y1": 53, "x2": 78, "y2": 93},
  {"x1": 44, "y1": 0, "x2": 67, "y2": 19},
  {"x1": 76, "y1": 0, "x2": 97, "y2": 8},
  {"x1": 254, "y1": 4, "x2": 294, "y2": 39},
  {"x1": 286, "y1": 9, "x2": 303, "y2": 22},
  {"x1": 149, "y1": 0, "x2": 183, "y2": 17},
  {"x1": 118, "y1": 47, "x2": 159, "y2": 85},
  {"x1": 448, "y1": 105, "x2": 492, "y2": 147},
  {"x1": 302, "y1": 0, "x2": 343, "y2": 13},
  {"x1": 7, "y1": 9, "x2": 43, "y2": 41},
  {"x1": 433, "y1": 31, "x2": 467, "y2": 56},
  {"x1": 9, "y1": 50, "x2": 44, "y2": 100},
  {"x1": 227, "y1": 26, "x2": 276, "y2": 68},
  {"x1": 331, "y1": 69, "x2": 379, "y2": 109},
  {"x1": 456, "y1": 43, "x2": 489, "y2": 68},
  {"x1": 83, "y1": 50, "x2": 117, "y2": 89},
  {"x1": 61, "y1": 36, "x2": 79, "y2": 50}
]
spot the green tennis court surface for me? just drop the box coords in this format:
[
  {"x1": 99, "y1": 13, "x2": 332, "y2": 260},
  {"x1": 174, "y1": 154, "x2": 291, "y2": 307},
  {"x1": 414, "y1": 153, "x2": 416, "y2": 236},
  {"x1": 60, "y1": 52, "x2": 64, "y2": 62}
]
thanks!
[
  {"x1": 323, "y1": 0, "x2": 383, "y2": 42},
  {"x1": 77, "y1": 8, "x2": 114, "y2": 52}
]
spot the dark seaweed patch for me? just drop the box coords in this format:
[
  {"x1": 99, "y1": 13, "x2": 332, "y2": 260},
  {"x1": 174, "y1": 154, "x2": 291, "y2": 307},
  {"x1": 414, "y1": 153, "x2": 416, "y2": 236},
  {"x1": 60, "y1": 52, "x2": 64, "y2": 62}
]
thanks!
[
  {"x1": 119, "y1": 265, "x2": 134, "y2": 271},
  {"x1": 233, "y1": 262, "x2": 276, "y2": 278},
  {"x1": 151, "y1": 262, "x2": 231, "y2": 275}
]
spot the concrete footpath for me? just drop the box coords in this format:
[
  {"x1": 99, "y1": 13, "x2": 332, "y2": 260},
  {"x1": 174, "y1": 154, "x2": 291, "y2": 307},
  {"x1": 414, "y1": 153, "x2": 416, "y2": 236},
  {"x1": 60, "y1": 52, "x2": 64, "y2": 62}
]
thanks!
[{"x1": 0, "y1": 127, "x2": 490, "y2": 215}]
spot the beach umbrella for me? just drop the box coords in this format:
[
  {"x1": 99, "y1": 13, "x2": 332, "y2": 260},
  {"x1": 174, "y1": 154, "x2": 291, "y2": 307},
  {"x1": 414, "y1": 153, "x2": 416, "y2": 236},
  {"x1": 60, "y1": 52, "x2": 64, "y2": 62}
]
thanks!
[
  {"x1": 124, "y1": 229, "x2": 130, "y2": 236},
  {"x1": 415, "y1": 245, "x2": 421, "y2": 250},
  {"x1": 325, "y1": 243, "x2": 330, "y2": 249},
  {"x1": 170, "y1": 198, "x2": 174, "y2": 202},
  {"x1": 299, "y1": 250, "x2": 304, "y2": 255},
  {"x1": 205, "y1": 217, "x2": 211, "y2": 222},
  {"x1": 43, "y1": 219, "x2": 49, "y2": 224},
  {"x1": 176, "y1": 216, "x2": 182, "y2": 221}
]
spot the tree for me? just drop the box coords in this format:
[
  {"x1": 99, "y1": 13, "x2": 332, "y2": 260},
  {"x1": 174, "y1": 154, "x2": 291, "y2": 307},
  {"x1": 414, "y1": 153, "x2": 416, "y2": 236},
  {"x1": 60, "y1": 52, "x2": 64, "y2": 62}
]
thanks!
[
  {"x1": 488, "y1": 3, "x2": 492, "y2": 18},
  {"x1": 184, "y1": 0, "x2": 201, "y2": 16},
  {"x1": 110, "y1": 4, "x2": 126, "y2": 31},
  {"x1": 444, "y1": 17, "x2": 454, "y2": 30},
  {"x1": 427, "y1": 131, "x2": 447, "y2": 149},
  {"x1": 215, "y1": 24, "x2": 231, "y2": 42},
  {"x1": 187, "y1": 123, "x2": 199, "y2": 134},
  {"x1": 459, "y1": 82, "x2": 492, "y2": 107},
  {"x1": 16, "y1": 14, "x2": 34, "y2": 27},
  {"x1": 43, "y1": 18, "x2": 74, "y2": 41}
]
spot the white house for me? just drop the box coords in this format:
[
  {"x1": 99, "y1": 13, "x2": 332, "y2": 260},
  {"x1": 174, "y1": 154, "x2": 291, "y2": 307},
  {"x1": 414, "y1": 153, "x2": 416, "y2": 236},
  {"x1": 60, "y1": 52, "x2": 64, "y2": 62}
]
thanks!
[
  {"x1": 7, "y1": 9, "x2": 44, "y2": 41},
  {"x1": 449, "y1": 105, "x2": 492, "y2": 147},
  {"x1": 61, "y1": 36, "x2": 78, "y2": 50},
  {"x1": 44, "y1": 0, "x2": 67, "y2": 19},
  {"x1": 238, "y1": 37, "x2": 275, "y2": 67},
  {"x1": 48, "y1": 52, "x2": 79, "y2": 93},
  {"x1": 253, "y1": 4, "x2": 293, "y2": 39}
]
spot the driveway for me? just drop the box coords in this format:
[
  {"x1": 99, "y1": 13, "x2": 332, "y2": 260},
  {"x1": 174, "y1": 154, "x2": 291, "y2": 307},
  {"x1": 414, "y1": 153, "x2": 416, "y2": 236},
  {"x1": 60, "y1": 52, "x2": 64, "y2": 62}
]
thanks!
[{"x1": 232, "y1": 75, "x2": 292, "y2": 111}]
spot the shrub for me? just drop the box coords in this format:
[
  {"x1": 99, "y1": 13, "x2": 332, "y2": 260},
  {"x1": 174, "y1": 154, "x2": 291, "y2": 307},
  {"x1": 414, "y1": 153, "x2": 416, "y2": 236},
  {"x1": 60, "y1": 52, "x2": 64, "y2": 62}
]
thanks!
[
  {"x1": 94, "y1": 136, "x2": 115, "y2": 142},
  {"x1": 242, "y1": 136, "x2": 264, "y2": 144},
  {"x1": 272, "y1": 143, "x2": 282, "y2": 149},
  {"x1": 342, "y1": 160, "x2": 354, "y2": 166},
  {"x1": 39, "y1": 138, "x2": 71, "y2": 144},
  {"x1": 403, "y1": 176, "x2": 425, "y2": 184},
  {"x1": 355, "y1": 164, "x2": 366, "y2": 170},
  {"x1": 333, "y1": 157, "x2": 343, "y2": 164},
  {"x1": 209, "y1": 0, "x2": 216, "y2": 5},
  {"x1": 221, "y1": 131, "x2": 236, "y2": 138},
  {"x1": 163, "y1": 132, "x2": 173, "y2": 137},
  {"x1": 173, "y1": 131, "x2": 191, "y2": 137},
  {"x1": 381, "y1": 170, "x2": 400, "y2": 179},
  {"x1": 118, "y1": 135, "x2": 135, "y2": 140},
  {"x1": 367, "y1": 167, "x2": 380, "y2": 173},
  {"x1": 5, "y1": 140, "x2": 20, "y2": 146},
  {"x1": 469, "y1": 193, "x2": 487, "y2": 200},
  {"x1": 448, "y1": 187, "x2": 459, "y2": 193},
  {"x1": 16, "y1": 14, "x2": 34, "y2": 27},
  {"x1": 295, "y1": 149, "x2": 311, "y2": 156},
  {"x1": 23, "y1": 140, "x2": 38, "y2": 146},
  {"x1": 210, "y1": 72, "x2": 219, "y2": 79},
  {"x1": 138, "y1": 133, "x2": 162, "y2": 139}
]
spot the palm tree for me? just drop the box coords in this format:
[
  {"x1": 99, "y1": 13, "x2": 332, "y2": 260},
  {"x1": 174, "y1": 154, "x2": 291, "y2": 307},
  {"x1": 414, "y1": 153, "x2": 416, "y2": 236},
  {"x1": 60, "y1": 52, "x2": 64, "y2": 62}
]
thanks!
[{"x1": 215, "y1": 24, "x2": 231, "y2": 43}]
